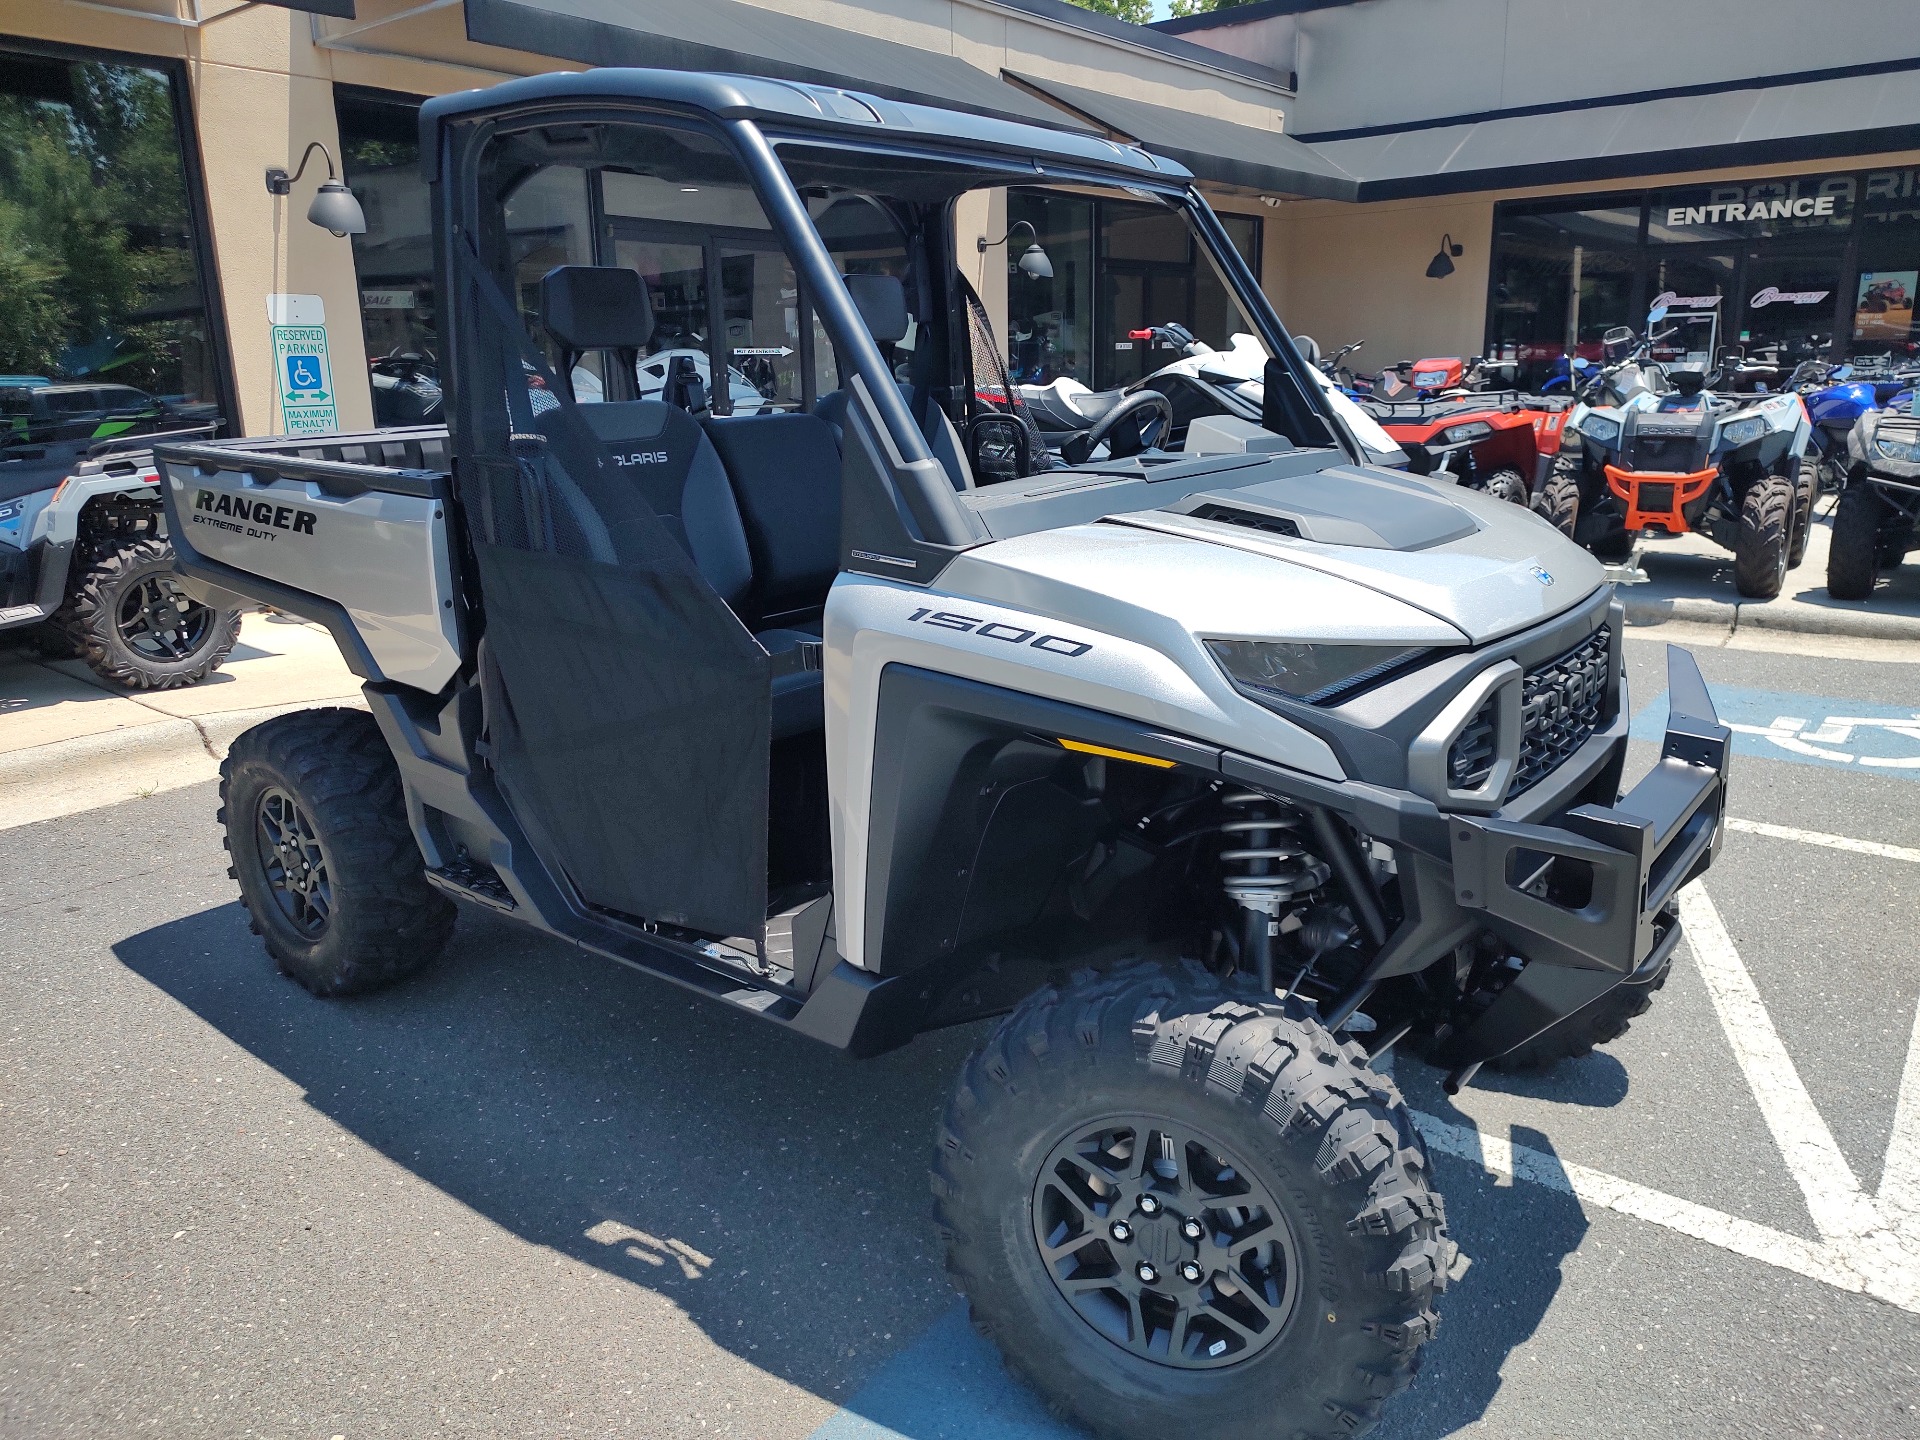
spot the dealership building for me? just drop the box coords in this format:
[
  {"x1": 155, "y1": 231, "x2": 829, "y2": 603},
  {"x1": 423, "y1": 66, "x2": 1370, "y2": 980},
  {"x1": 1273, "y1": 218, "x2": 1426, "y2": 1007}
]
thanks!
[{"x1": 3, "y1": 0, "x2": 1918, "y2": 442}]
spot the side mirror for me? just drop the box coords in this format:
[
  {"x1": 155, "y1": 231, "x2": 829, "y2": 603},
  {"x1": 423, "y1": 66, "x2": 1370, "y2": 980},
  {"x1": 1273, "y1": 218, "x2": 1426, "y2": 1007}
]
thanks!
[{"x1": 965, "y1": 413, "x2": 1032, "y2": 483}]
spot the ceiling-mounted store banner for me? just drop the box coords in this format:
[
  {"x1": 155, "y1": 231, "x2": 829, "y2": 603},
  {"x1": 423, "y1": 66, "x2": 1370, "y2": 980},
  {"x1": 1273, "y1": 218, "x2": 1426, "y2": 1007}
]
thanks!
[{"x1": 1654, "y1": 173, "x2": 1855, "y2": 239}]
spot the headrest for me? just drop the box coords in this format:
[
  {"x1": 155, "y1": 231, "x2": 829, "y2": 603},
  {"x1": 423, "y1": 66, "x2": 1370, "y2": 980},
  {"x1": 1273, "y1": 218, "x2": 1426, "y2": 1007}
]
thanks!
[
  {"x1": 539, "y1": 265, "x2": 654, "y2": 352},
  {"x1": 844, "y1": 274, "x2": 909, "y2": 345}
]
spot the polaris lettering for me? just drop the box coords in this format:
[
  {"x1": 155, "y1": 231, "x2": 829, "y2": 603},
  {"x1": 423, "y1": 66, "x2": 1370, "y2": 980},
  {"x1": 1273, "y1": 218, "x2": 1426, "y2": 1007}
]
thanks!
[
  {"x1": 907, "y1": 606, "x2": 1092, "y2": 657},
  {"x1": 193, "y1": 488, "x2": 316, "y2": 538},
  {"x1": 612, "y1": 450, "x2": 670, "y2": 466}
]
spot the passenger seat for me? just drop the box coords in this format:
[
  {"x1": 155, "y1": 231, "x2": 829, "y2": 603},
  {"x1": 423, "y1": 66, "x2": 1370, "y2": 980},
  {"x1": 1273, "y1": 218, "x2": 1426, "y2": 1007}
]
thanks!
[
  {"x1": 814, "y1": 274, "x2": 971, "y2": 491},
  {"x1": 536, "y1": 264, "x2": 823, "y2": 739}
]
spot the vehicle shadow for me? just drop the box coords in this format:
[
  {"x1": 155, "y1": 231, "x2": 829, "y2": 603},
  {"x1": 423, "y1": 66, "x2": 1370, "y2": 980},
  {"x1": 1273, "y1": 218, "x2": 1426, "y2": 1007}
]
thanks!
[
  {"x1": 1418, "y1": 1050, "x2": 1632, "y2": 1109},
  {"x1": 1372, "y1": 1077, "x2": 1590, "y2": 1440},
  {"x1": 113, "y1": 901, "x2": 983, "y2": 1407},
  {"x1": 114, "y1": 902, "x2": 1585, "y2": 1437}
]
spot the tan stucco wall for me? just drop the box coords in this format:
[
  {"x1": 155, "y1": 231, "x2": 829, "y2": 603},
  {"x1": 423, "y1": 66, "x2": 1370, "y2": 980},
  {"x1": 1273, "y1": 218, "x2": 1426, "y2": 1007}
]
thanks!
[{"x1": 0, "y1": 1, "x2": 530, "y2": 437}]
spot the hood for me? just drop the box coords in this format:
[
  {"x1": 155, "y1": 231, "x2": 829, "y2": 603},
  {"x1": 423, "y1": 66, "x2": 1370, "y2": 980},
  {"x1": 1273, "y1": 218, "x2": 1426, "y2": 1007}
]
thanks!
[{"x1": 1113, "y1": 464, "x2": 1605, "y2": 645}]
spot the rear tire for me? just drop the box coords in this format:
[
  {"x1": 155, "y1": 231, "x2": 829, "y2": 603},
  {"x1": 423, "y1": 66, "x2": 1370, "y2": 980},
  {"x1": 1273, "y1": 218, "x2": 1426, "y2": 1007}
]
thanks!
[
  {"x1": 54, "y1": 537, "x2": 241, "y2": 689},
  {"x1": 935, "y1": 960, "x2": 1446, "y2": 1440},
  {"x1": 1534, "y1": 461, "x2": 1580, "y2": 538},
  {"x1": 1786, "y1": 457, "x2": 1817, "y2": 569},
  {"x1": 1489, "y1": 953, "x2": 1672, "y2": 1072},
  {"x1": 1733, "y1": 471, "x2": 1794, "y2": 599},
  {"x1": 1481, "y1": 467, "x2": 1528, "y2": 506},
  {"x1": 1826, "y1": 480, "x2": 1885, "y2": 601},
  {"x1": 220, "y1": 707, "x2": 455, "y2": 996}
]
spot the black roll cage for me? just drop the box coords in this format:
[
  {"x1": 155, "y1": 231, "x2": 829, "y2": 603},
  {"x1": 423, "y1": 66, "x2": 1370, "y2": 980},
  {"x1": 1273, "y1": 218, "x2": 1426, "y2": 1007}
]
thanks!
[{"x1": 432, "y1": 95, "x2": 1357, "y2": 555}]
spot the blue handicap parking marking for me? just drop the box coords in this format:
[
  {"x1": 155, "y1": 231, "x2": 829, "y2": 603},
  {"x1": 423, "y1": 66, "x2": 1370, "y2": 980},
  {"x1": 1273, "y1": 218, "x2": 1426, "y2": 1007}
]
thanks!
[
  {"x1": 284, "y1": 354, "x2": 323, "y2": 392},
  {"x1": 1632, "y1": 685, "x2": 1920, "y2": 777},
  {"x1": 809, "y1": 1302, "x2": 1081, "y2": 1440}
]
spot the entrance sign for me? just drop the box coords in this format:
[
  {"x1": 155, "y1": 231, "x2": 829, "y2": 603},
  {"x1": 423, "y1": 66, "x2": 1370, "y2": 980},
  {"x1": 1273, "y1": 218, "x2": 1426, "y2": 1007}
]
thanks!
[{"x1": 266, "y1": 293, "x2": 338, "y2": 435}]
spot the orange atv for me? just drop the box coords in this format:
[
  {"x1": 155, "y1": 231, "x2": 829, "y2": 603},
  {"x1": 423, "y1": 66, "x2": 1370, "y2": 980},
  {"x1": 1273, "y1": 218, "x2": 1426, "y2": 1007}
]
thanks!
[{"x1": 1362, "y1": 357, "x2": 1572, "y2": 504}]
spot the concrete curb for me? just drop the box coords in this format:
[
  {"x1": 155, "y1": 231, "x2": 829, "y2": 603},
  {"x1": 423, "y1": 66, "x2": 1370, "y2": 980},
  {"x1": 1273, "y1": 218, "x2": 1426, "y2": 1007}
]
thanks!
[
  {"x1": 1621, "y1": 593, "x2": 1920, "y2": 643},
  {"x1": 0, "y1": 696, "x2": 364, "y2": 833}
]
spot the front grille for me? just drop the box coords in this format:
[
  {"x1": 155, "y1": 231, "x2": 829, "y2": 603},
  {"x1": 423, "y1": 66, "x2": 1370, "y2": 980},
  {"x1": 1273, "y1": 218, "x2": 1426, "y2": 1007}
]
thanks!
[
  {"x1": 1512, "y1": 625, "x2": 1612, "y2": 795},
  {"x1": 1635, "y1": 481, "x2": 1675, "y2": 514},
  {"x1": 1445, "y1": 625, "x2": 1612, "y2": 799}
]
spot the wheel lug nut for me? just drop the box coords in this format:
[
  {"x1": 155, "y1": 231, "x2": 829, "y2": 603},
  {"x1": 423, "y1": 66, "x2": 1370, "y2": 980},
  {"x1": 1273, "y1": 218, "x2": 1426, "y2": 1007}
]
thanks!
[
  {"x1": 1109, "y1": 1221, "x2": 1132, "y2": 1243},
  {"x1": 1180, "y1": 1261, "x2": 1204, "y2": 1283},
  {"x1": 1181, "y1": 1219, "x2": 1204, "y2": 1241},
  {"x1": 1139, "y1": 1194, "x2": 1161, "y2": 1215},
  {"x1": 1135, "y1": 1261, "x2": 1159, "y2": 1284}
]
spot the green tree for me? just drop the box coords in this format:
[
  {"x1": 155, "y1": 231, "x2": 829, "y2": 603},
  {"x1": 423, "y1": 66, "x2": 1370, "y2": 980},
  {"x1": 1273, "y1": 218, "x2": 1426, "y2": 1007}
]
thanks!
[
  {"x1": 1167, "y1": 0, "x2": 1256, "y2": 18},
  {"x1": 1061, "y1": 0, "x2": 1155, "y2": 25}
]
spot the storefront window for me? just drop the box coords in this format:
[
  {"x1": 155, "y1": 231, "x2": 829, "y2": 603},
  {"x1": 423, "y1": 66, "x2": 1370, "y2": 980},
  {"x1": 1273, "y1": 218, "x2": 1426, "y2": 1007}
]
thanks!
[
  {"x1": 1007, "y1": 191, "x2": 1094, "y2": 385},
  {"x1": 1486, "y1": 205, "x2": 1641, "y2": 382},
  {"x1": 0, "y1": 46, "x2": 228, "y2": 486},
  {"x1": 1489, "y1": 168, "x2": 1920, "y2": 381},
  {"x1": 337, "y1": 88, "x2": 435, "y2": 423}
]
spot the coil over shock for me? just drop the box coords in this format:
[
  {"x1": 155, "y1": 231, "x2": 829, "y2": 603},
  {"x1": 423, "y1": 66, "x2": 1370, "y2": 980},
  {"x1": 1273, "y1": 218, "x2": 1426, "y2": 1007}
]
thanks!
[{"x1": 1218, "y1": 791, "x2": 1329, "y2": 994}]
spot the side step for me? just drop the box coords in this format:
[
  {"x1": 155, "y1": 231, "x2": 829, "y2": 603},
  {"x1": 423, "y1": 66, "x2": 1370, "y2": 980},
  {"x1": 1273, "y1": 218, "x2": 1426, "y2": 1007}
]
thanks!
[{"x1": 424, "y1": 859, "x2": 517, "y2": 914}]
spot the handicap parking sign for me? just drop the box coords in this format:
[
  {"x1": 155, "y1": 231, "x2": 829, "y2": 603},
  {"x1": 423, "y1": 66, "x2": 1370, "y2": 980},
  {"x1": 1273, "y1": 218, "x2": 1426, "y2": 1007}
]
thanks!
[
  {"x1": 270, "y1": 322, "x2": 338, "y2": 435},
  {"x1": 285, "y1": 354, "x2": 324, "y2": 394}
]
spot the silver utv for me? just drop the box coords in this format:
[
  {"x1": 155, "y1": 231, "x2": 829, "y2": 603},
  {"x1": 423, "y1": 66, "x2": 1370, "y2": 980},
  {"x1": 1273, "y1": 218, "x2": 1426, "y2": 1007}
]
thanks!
[{"x1": 157, "y1": 70, "x2": 1729, "y2": 1440}]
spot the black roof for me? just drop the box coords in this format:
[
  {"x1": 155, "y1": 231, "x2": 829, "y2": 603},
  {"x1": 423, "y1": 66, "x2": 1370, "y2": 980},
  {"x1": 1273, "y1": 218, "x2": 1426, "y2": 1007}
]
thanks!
[{"x1": 418, "y1": 68, "x2": 1192, "y2": 185}]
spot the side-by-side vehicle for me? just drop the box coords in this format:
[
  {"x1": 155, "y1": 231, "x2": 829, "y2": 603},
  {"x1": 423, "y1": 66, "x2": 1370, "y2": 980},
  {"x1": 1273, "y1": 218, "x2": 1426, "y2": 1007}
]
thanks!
[{"x1": 157, "y1": 71, "x2": 1729, "y2": 1439}]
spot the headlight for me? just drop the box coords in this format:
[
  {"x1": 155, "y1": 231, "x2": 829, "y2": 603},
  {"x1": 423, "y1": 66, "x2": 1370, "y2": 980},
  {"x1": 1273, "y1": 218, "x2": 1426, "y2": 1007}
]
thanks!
[
  {"x1": 1581, "y1": 415, "x2": 1620, "y2": 445},
  {"x1": 1208, "y1": 639, "x2": 1430, "y2": 707},
  {"x1": 1720, "y1": 416, "x2": 1768, "y2": 446},
  {"x1": 1877, "y1": 432, "x2": 1920, "y2": 463},
  {"x1": 1441, "y1": 421, "x2": 1492, "y2": 444}
]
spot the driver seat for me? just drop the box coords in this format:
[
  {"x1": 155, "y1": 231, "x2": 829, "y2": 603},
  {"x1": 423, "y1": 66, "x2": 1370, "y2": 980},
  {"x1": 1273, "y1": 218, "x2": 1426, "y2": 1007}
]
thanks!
[
  {"x1": 536, "y1": 264, "x2": 823, "y2": 739},
  {"x1": 813, "y1": 274, "x2": 971, "y2": 491}
]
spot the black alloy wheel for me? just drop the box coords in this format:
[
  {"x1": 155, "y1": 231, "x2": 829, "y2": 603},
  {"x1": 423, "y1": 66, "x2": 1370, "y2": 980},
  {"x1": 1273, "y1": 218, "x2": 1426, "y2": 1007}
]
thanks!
[
  {"x1": 116, "y1": 571, "x2": 216, "y2": 662},
  {"x1": 256, "y1": 785, "x2": 332, "y2": 937},
  {"x1": 1032, "y1": 1115, "x2": 1300, "y2": 1370}
]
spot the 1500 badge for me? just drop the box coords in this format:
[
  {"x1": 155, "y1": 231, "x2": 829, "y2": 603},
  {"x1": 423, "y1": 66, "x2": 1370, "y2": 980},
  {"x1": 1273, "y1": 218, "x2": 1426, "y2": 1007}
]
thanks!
[
  {"x1": 907, "y1": 606, "x2": 1091, "y2": 657},
  {"x1": 193, "y1": 488, "x2": 316, "y2": 541}
]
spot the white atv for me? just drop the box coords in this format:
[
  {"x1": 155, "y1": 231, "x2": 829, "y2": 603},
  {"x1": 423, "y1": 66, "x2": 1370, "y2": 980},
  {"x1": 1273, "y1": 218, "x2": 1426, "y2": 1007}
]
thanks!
[
  {"x1": 0, "y1": 430, "x2": 243, "y2": 687},
  {"x1": 155, "y1": 70, "x2": 1730, "y2": 1440}
]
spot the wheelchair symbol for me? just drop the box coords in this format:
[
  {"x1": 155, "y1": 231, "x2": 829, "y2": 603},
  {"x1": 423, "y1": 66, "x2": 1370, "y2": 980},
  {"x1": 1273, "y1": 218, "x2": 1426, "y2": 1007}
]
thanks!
[{"x1": 285, "y1": 354, "x2": 323, "y2": 392}]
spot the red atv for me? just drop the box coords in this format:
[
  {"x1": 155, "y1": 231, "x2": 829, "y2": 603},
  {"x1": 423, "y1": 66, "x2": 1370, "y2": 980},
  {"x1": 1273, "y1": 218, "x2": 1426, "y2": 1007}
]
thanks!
[{"x1": 1361, "y1": 356, "x2": 1570, "y2": 505}]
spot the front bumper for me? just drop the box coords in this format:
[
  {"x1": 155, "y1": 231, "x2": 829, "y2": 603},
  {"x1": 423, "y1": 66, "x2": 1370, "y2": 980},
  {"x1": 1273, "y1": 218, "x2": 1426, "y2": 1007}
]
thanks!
[
  {"x1": 1427, "y1": 645, "x2": 1729, "y2": 1068},
  {"x1": 1604, "y1": 462, "x2": 1716, "y2": 532}
]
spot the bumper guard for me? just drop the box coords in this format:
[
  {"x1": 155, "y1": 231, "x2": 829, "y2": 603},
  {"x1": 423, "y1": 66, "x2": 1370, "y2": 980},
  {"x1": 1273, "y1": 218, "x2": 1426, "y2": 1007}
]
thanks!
[{"x1": 1430, "y1": 645, "x2": 1730, "y2": 1070}]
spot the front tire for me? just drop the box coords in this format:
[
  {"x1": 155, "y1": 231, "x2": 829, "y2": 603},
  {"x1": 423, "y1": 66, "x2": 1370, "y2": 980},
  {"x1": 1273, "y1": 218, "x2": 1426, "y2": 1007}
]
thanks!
[
  {"x1": 935, "y1": 961, "x2": 1446, "y2": 1440},
  {"x1": 55, "y1": 537, "x2": 241, "y2": 689},
  {"x1": 1786, "y1": 457, "x2": 1817, "y2": 569},
  {"x1": 220, "y1": 707, "x2": 455, "y2": 996},
  {"x1": 1826, "y1": 480, "x2": 1885, "y2": 601},
  {"x1": 1733, "y1": 470, "x2": 1794, "y2": 599},
  {"x1": 1481, "y1": 466, "x2": 1528, "y2": 506},
  {"x1": 1490, "y1": 952, "x2": 1672, "y2": 1072},
  {"x1": 1533, "y1": 459, "x2": 1580, "y2": 538}
]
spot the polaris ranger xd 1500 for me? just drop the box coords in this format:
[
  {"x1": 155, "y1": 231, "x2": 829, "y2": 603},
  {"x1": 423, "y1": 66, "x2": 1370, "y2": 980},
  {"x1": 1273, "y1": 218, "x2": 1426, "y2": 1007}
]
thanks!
[{"x1": 156, "y1": 71, "x2": 1730, "y2": 1440}]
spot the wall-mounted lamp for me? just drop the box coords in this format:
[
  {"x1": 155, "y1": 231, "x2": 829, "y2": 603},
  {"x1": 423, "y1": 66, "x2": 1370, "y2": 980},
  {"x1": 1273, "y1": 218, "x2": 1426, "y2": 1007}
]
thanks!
[
  {"x1": 265, "y1": 141, "x2": 366, "y2": 238},
  {"x1": 978, "y1": 219, "x2": 1053, "y2": 279},
  {"x1": 1425, "y1": 233, "x2": 1464, "y2": 279}
]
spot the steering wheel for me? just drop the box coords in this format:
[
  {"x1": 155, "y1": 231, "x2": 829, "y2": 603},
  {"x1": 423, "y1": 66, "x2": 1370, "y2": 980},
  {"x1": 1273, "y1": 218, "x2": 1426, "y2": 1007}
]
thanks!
[{"x1": 1062, "y1": 389, "x2": 1175, "y2": 465}]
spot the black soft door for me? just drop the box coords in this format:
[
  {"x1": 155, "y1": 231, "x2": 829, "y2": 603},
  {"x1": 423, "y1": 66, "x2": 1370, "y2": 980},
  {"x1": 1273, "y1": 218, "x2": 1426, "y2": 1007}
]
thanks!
[{"x1": 453, "y1": 251, "x2": 770, "y2": 941}]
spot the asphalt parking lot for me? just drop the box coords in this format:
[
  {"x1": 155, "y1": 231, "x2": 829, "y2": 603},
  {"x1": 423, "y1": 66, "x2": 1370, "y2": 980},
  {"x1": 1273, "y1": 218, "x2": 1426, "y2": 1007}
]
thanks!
[{"x1": 3, "y1": 624, "x2": 1918, "y2": 1439}]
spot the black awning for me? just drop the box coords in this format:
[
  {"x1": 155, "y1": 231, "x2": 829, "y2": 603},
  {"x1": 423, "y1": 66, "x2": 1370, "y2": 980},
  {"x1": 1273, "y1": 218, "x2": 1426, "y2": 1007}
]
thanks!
[
  {"x1": 464, "y1": 0, "x2": 1092, "y2": 132},
  {"x1": 1006, "y1": 72, "x2": 1356, "y2": 201},
  {"x1": 1310, "y1": 64, "x2": 1920, "y2": 200}
]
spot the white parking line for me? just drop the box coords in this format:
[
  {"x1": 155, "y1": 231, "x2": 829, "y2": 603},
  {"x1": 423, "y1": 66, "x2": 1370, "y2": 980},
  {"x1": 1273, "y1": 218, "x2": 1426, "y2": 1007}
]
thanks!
[
  {"x1": 1413, "y1": 1113, "x2": 1868, "y2": 1298},
  {"x1": 1420, "y1": 882, "x2": 1920, "y2": 1315},
  {"x1": 1724, "y1": 817, "x2": 1920, "y2": 865},
  {"x1": 1678, "y1": 885, "x2": 1882, "y2": 1244}
]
